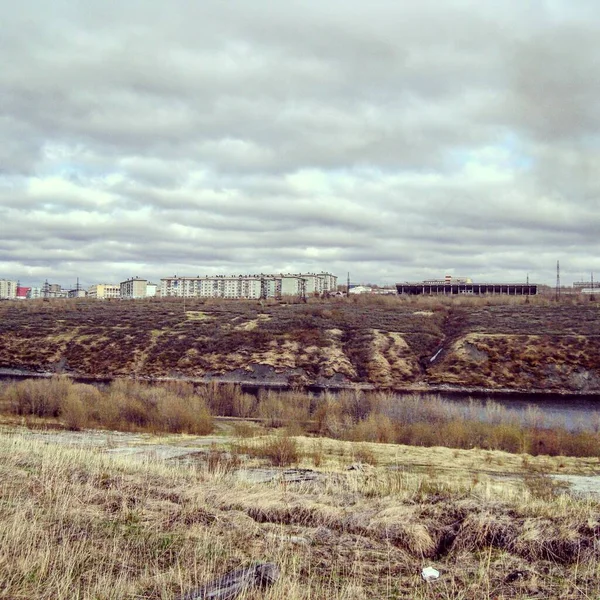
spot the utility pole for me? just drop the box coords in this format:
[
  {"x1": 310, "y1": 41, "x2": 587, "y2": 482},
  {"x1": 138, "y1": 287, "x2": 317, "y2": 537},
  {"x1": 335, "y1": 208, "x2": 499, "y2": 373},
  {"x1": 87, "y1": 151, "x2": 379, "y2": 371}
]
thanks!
[
  {"x1": 347, "y1": 272, "x2": 350, "y2": 296},
  {"x1": 591, "y1": 272, "x2": 595, "y2": 302},
  {"x1": 556, "y1": 261, "x2": 560, "y2": 302}
]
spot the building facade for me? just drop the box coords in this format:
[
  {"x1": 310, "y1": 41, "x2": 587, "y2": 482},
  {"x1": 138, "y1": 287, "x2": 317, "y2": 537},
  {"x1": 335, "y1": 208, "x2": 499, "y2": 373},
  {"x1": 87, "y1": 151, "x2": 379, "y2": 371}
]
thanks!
[
  {"x1": 88, "y1": 284, "x2": 121, "y2": 299},
  {"x1": 396, "y1": 280, "x2": 538, "y2": 296},
  {"x1": 120, "y1": 278, "x2": 149, "y2": 299},
  {"x1": 0, "y1": 280, "x2": 17, "y2": 299},
  {"x1": 160, "y1": 272, "x2": 337, "y2": 300}
]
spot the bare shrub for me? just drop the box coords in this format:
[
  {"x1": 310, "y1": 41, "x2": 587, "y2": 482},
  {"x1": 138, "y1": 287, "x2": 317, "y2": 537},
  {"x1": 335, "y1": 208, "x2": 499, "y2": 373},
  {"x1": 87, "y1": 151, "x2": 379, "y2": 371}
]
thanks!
[
  {"x1": 8, "y1": 377, "x2": 71, "y2": 417},
  {"x1": 523, "y1": 470, "x2": 561, "y2": 500},
  {"x1": 205, "y1": 445, "x2": 240, "y2": 474},
  {"x1": 115, "y1": 394, "x2": 150, "y2": 429},
  {"x1": 256, "y1": 390, "x2": 310, "y2": 428},
  {"x1": 353, "y1": 443, "x2": 378, "y2": 465},
  {"x1": 238, "y1": 434, "x2": 301, "y2": 467},
  {"x1": 200, "y1": 382, "x2": 242, "y2": 416},
  {"x1": 488, "y1": 423, "x2": 525, "y2": 453},
  {"x1": 155, "y1": 394, "x2": 213, "y2": 434},
  {"x1": 308, "y1": 439, "x2": 325, "y2": 467},
  {"x1": 349, "y1": 413, "x2": 395, "y2": 443},
  {"x1": 232, "y1": 393, "x2": 256, "y2": 418},
  {"x1": 260, "y1": 435, "x2": 300, "y2": 467},
  {"x1": 313, "y1": 398, "x2": 354, "y2": 437},
  {"x1": 59, "y1": 392, "x2": 88, "y2": 431},
  {"x1": 232, "y1": 422, "x2": 261, "y2": 438}
]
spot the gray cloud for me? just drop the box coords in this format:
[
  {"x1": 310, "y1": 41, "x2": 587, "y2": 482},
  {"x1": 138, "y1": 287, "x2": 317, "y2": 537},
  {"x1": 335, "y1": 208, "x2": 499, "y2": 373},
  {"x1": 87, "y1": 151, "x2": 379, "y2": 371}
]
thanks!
[{"x1": 1, "y1": 0, "x2": 599, "y2": 289}]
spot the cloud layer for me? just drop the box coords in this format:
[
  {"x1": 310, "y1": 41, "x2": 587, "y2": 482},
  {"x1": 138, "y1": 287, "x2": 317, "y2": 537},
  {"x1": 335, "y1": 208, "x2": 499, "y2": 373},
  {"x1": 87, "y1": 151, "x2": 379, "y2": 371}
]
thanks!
[{"x1": 1, "y1": 0, "x2": 599, "y2": 287}]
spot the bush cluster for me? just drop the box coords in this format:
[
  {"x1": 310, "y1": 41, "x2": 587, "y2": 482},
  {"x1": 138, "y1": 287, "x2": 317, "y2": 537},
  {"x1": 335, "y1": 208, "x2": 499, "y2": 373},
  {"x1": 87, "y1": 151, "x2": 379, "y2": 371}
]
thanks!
[
  {"x1": 1, "y1": 377, "x2": 598, "y2": 458},
  {"x1": 1, "y1": 377, "x2": 213, "y2": 434}
]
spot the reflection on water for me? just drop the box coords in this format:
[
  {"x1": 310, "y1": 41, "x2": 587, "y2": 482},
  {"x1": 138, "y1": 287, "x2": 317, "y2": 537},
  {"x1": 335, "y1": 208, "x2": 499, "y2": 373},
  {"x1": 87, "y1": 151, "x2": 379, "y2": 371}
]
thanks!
[{"x1": 434, "y1": 394, "x2": 600, "y2": 432}]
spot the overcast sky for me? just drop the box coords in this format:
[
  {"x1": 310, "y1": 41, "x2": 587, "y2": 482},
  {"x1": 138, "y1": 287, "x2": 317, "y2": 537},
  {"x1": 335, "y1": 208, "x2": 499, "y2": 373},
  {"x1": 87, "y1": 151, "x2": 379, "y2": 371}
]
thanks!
[{"x1": 1, "y1": 0, "x2": 599, "y2": 288}]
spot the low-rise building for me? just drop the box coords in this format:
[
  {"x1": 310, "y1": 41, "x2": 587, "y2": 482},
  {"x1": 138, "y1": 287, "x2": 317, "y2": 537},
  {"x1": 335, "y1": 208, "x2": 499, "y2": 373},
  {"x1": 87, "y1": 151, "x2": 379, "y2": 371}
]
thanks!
[
  {"x1": 16, "y1": 286, "x2": 30, "y2": 300},
  {"x1": 88, "y1": 284, "x2": 121, "y2": 299},
  {"x1": 349, "y1": 285, "x2": 373, "y2": 295}
]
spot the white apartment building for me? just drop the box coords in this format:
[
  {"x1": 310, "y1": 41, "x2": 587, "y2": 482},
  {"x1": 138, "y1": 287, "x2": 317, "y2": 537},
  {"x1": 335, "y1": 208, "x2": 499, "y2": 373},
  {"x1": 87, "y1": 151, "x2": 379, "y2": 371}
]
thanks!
[
  {"x1": 161, "y1": 275, "x2": 264, "y2": 299},
  {"x1": 120, "y1": 277, "x2": 149, "y2": 299},
  {"x1": 0, "y1": 279, "x2": 17, "y2": 300},
  {"x1": 300, "y1": 272, "x2": 338, "y2": 295},
  {"x1": 88, "y1": 284, "x2": 121, "y2": 299},
  {"x1": 160, "y1": 272, "x2": 337, "y2": 300}
]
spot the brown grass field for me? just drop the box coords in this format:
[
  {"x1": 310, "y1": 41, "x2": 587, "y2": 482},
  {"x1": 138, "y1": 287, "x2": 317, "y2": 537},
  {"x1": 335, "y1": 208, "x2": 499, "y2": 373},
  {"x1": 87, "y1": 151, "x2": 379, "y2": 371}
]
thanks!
[{"x1": 1, "y1": 425, "x2": 599, "y2": 599}]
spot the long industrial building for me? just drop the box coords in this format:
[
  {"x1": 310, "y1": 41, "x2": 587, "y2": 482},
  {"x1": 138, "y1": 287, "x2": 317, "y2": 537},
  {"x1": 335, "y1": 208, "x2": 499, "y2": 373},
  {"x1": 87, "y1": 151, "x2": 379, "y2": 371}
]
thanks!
[
  {"x1": 396, "y1": 278, "x2": 538, "y2": 296},
  {"x1": 161, "y1": 272, "x2": 337, "y2": 299}
]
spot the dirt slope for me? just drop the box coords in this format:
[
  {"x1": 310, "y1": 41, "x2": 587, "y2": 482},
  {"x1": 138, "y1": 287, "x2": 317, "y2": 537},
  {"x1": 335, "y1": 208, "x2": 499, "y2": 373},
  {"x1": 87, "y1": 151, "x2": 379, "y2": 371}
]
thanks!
[{"x1": 1, "y1": 299, "x2": 599, "y2": 392}]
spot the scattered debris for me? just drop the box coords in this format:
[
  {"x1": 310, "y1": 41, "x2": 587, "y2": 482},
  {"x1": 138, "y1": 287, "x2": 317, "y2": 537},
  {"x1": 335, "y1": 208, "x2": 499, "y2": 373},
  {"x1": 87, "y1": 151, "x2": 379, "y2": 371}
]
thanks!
[
  {"x1": 505, "y1": 569, "x2": 527, "y2": 583},
  {"x1": 237, "y1": 468, "x2": 321, "y2": 484},
  {"x1": 178, "y1": 562, "x2": 279, "y2": 600},
  {"x1": 347, "y1": 463, "x2": 365, "y2": 471},
  {"x1": 421, "y1": 566, "x2": 440, "y2": 582}
]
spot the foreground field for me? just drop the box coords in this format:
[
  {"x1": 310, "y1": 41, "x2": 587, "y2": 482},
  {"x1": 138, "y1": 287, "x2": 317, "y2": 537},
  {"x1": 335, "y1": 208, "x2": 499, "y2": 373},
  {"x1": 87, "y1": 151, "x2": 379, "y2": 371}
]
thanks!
[
  {"x1": 1, "y1": 427, "x2": 599, "y2": 599},
  {"x1": 2, "y1": 295, "x2": 600, "y2": 392}
]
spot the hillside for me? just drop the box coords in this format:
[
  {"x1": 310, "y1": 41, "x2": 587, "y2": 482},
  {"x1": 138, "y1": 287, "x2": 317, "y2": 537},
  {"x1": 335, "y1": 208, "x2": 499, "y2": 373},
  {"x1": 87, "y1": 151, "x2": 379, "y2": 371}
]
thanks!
[{"x1": 1, "y1": 297, "x2": 599, "y2": 393}]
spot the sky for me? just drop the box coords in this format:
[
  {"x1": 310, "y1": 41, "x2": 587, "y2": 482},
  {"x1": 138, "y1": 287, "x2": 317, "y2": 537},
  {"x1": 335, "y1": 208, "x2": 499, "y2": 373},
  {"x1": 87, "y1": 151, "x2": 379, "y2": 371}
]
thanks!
[{"x1": 1, "y1": 0, "x2": 599, "y2": 288}]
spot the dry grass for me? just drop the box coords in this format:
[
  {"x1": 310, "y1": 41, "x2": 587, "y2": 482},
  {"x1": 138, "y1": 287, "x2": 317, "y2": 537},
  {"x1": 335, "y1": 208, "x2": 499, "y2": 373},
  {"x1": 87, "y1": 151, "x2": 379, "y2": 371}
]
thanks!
[
  {"x1": 2, "y1": 297, "x2": 600, "y2": 392},
  {"x1": 0, "y1": 378, "x2": 214, "y2": 435},
  {"x1": 2, "y1": 380, "x2": 599, "y2": 459},
  {"x1": 1, "y1": 428, "x2": 599, "y2": 599}
]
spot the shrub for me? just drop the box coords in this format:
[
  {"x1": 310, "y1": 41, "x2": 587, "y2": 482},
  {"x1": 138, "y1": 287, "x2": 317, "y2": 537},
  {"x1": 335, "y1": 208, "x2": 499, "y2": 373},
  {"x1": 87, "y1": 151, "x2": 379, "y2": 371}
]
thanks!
[
  {"x1": 232, "y1": 422, "x2": 261, "y2": 438},
  {"x1": 60, "y1": 393, "x2": 88, "y2": 431},
  {"x1": 256, "y1": 391, "x2": 310, "y2": 428},
  {"x1": 348, "y1": 413, "x2": 395, "y2": 443},
  {"x1": 354, "y1": 443, "x2": 378, "y2": 465},
  {"x1": 232, "y1": 393, "x2": 256, "y2": 418},
  {"x1": 8, "y1": 377, "x2": 71, "y2": 417},
  {"x1": 235, "y1": 434, "x2": 301, "y2": 467},
  {"x1": 155, "y1": 394, "x2": 213, "y2": 435}
]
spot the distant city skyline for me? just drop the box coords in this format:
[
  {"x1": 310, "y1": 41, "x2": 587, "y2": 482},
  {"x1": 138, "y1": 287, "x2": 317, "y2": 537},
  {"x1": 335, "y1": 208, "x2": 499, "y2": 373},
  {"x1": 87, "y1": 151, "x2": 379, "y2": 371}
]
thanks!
[{"x1": 1, "y1": 1, "x2": 599, "y2": 288}]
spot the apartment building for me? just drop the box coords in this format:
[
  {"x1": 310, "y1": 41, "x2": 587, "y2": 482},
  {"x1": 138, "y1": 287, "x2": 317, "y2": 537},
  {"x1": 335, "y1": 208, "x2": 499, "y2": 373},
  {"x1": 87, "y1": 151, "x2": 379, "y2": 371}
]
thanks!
[
  {"x1": 88, "y1": 284, "x2": 121, "y2": 299},
  {"x1": 120, "y1": 277, "x2": 149, "y2": 299},
  {"x1": 0, "y1": 279, "x2": 17, "y2": 299},
  {"x1": 161, "y1": 275, "x2": 264, "y2": 299},
  {"x1": 160, "y1": 272, "x2": 337, "y2": 300}
]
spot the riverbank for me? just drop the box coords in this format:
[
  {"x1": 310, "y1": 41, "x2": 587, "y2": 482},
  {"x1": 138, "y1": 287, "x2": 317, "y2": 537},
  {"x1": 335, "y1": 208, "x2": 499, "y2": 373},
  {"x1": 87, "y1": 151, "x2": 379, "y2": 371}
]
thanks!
[
  {"x1": 3, "y1": 367, "x2": 600, "y2": 400},
  {"x1": 2, "y1": 377, "x2": 600, "y2": 456}
]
